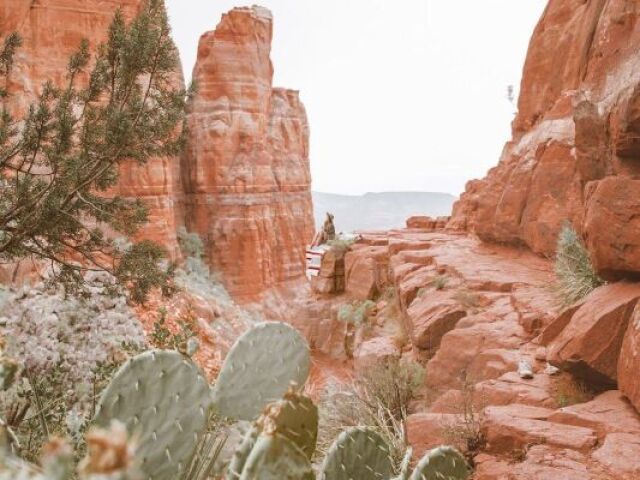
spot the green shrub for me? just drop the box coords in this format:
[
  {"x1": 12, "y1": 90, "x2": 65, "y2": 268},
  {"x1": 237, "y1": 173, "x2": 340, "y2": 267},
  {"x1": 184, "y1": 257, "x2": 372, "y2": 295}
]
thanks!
[
  {"x1": 178, "y1": 227, "x2": 205, "y2": 259},
  {"x1": 554, "y1": 223, "x2": 604, "y2": 306},
  {"x1": 337, "y1": 300, "x2": 376, "y2": 325},
  {"x1": 318, "y1": 358, "x2": 425, "y2": 467}
]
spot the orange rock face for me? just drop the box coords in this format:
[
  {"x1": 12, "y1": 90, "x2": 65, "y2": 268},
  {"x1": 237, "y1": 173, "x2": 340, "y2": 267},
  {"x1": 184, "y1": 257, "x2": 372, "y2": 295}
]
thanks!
[
  {"x1": 1, "y1": 3, "x2": 314, "y2": 298},
  {"x1": 450, "y1": 0, "x2": 640, "y2": 278},
  {"x1": 1, "y1": 0, "x2": 186, "y2": 259},
  {"x1": 183, "y1": 6, "x2": 314, "y2": 300}
]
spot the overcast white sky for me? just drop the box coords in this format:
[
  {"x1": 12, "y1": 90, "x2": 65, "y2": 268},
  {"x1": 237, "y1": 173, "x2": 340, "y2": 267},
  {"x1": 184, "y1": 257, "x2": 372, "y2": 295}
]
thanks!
[{"x1": 165, "y1": 1, "x2": 547, "y2": 196}]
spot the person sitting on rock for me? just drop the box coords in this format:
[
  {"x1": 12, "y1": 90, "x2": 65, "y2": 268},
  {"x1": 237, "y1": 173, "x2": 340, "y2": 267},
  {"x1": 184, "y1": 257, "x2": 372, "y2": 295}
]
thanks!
[{"x1": 311, "y1": 212, "x2": 336, "y2": 247}]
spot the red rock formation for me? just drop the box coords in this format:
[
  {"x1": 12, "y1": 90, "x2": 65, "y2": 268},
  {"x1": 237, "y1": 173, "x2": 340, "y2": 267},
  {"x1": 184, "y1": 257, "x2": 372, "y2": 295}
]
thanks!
[
  {"x1": 619, "y1": 303, "x2": 640, "y2": 412},
  {"x1": 450, "y1": 0, "x2": 640, "y2": 278},
  {"x1": 544, "y1": 282, "x2": 640, "y2": 387},
  {"x1": 1, "y1": 0, "x2": 186, "y2": 258},
  {"x1": 183, "y1": 6, "x2": 314, "y2": 300}
]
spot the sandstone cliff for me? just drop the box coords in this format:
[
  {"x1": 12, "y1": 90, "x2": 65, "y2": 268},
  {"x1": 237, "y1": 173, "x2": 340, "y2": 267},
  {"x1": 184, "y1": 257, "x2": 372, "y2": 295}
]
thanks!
[
  {"x1": 183, "y1": 6, "x2": 315, "y2": 301},
  {"x1": 1, "y1": 0, "x2": 186, "y2": 259},
  {"x1": 1, "y1": 3, "x2": 315, "y2": 299},
  {"x1": 450, "y1": 0, "x2": 640, "y2": 279}
]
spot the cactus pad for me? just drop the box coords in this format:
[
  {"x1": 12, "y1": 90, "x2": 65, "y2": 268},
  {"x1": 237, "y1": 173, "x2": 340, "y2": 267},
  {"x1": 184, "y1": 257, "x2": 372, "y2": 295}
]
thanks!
[
  {"x1": 258, "y1": 389, "x2": 318, "y2": 459},
  {"x1": 409, "y1": 446, "x2": 470, "y2": 480},
  {"x1": 212, "y1": 322, "x2": 311, "y2": 421},
  {"x1": 93, "y1": 350, "x2": 212, "y2": 480},
  {"x1": 320, "y1": 427, "x2": 393, "y2": 480},
  {"x1": 239, "y1": 434, "x2": 314, "y2": 480},
  {"x1": 226, "y1": 425, "x2": 260, "y2": 480}
]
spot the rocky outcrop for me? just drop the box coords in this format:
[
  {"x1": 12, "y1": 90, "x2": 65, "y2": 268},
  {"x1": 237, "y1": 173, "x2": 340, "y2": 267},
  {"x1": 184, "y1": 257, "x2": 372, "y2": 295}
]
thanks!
[
  {"x1": 450, "y1": 0, "x2": 640, "y2": 278},
  {"x1": 1, "y1": 0, "x2": 186, "y2": 259},
  {"x1": 183, "y1": 6, "x2": 314, "y2": 300},
  {"x1": 544, "y1": 283, "x2": 640, "y2": 387},
  {"x1": 619, "y1": 303, "x2": 640, "y2": 412},
  {"x1": 1, "y1": 3, "x2": 315, "y2": 300}
]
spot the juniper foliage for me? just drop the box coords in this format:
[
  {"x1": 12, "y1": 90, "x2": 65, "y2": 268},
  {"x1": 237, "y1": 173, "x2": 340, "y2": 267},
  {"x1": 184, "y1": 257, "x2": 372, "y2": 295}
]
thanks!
[{"x1": 0, "y1": 0, "x2": 189, "y2": 302}]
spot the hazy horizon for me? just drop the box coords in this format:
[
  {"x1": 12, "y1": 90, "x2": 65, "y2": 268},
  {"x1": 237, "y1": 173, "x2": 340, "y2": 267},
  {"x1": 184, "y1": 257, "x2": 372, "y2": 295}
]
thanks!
[{"x1": 166, "y1": 1, "x2": 547, "y2": 197}]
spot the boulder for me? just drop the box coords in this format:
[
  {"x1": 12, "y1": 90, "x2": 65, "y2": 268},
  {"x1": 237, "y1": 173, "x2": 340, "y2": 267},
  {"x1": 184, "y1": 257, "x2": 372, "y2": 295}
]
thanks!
[
  {"x1": 619, "y1": 302, "x2": 640, "y2": 412},
  {"x1": 482, "y1": 405, "x2": 598, "y2": 454},
  {"x1": 406, "y1": 292, "x2": 466, "y2": 352},
  {"x1": 546, "y1": 283, "x2": 640, "y2": 387},
  {"x1": 345, "y1": 246, "x2": 388, "y2": 300},
  {"x1": 353, "y1": 337, "x2": 400, "y2": 374},
  {"x1": 548, "y1": 390, "x2": 640, "y2": 440},
  {"x1": 406, "y1": 413, "x2": 455, "y2": 459},
  {"x1": 592, "y1": 433, "x2": 640, "y2": 477},
  {"x1": 584, "y1": 177, "x2": 640, "y2": 276}
]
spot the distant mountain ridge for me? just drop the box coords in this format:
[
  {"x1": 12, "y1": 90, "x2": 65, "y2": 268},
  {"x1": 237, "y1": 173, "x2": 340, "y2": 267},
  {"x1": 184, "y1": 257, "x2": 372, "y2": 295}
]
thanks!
[{"x1": 312, "y1": 191, "x2": 456, "y2": 233}]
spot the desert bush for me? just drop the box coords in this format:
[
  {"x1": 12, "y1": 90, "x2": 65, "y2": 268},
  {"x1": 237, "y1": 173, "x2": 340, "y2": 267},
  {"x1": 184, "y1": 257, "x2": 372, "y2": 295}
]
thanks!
[
  {"x1": 327, "y1": 237, "x2": 357, "y2": 256},
  {"x1": 337, "y1": 300, "x2": 376, "y2": 326},
  {"x1": 0, "y1": 277, "x2": 146, "y2": 462},
  {"x1": 551, "y1": 373, "x2": 594, "y2": 407},
  {"x1": 150, "y1": 305, "x2": 198, "y2": 355},
  {"x1": 554, "y1": 223, "x2": 604, "y2": 306},
  {"x1": 440, "y1": 375, "x2": 486, "y2": 463},
  {"x1": 453, "y1": 289, "x2": 480, "y2": 310},
  {"x1": 178, "y1": 227, "x2": 205, "y2": 260},
  {"x1": 318, "y1": 358, "x2": 425, "y2": 468}
]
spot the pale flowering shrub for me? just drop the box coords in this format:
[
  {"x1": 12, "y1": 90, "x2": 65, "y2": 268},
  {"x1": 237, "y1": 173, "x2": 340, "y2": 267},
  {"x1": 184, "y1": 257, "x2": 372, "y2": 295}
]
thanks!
[{"x1": 0, "y1": 273, "x2": 147, "y2": 461}]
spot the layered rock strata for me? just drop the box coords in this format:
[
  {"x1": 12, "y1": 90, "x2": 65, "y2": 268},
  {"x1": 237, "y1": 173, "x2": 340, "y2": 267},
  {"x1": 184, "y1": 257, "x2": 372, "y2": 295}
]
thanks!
[
  {"x1": 183, "y1": 6, "x2": 314, "y2": 300},
  {"x1": 450, "y1": 0, "x2": 640, "y2": 278}
]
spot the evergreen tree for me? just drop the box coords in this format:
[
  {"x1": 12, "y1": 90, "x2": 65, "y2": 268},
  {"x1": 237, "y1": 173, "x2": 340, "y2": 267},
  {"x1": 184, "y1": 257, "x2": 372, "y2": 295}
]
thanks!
[{"x1": 0, "y1": 0, "x2": 188, "y2": 302}]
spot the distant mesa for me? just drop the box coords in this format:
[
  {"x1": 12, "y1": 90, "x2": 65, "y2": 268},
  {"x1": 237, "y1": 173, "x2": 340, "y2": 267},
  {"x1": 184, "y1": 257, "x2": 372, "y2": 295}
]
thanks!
[{"x1": 313, "y1": 191, "x2": 456, "y2": 233}]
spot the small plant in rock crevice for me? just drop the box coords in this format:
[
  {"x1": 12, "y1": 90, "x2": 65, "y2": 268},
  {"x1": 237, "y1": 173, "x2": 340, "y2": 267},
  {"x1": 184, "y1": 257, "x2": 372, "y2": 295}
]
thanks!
[
  {"x1": 432, "y1": 275, "x2": 449, "y2": 290},
  {"x1": 453, "y1": 289, "x2": 480, "y2": 311},
  {"x1": 551, "y1": 372, "x2": 594, "y2": 408},
  {"x1": 440, "y1": 374, "x2": 486, "y2": 465},
  {"x1": 554, "y1": 223, "x2": 604, "y2": 306},
  {"x1": 337, "y1": 300, "x2": 376, "y2": 326}
]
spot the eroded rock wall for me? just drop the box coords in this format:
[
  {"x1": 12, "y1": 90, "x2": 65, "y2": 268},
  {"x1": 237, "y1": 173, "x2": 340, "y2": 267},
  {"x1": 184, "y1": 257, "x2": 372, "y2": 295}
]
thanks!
[
  {"x1": 1, "y1": 3, "x2": 315, "y2": 298},
  {"x1": 450, "y1": 0, "x2": 640, "y2": 278},
  {"x1": 1, "y1": 0, "x2": 186, "y2": 258},
  {"x1": 183, "y1": 6, "x2": 314, "y2": 300}
]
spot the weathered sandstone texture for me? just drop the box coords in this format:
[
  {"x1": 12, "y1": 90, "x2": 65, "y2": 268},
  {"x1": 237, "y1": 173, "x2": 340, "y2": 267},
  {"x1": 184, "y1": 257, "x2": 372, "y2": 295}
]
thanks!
[
  {"x1": 1, "y1": 0, "x2": 186, "y2": 259},
  {"x1": 183, "y1": 6, "x2": 314, "y2": 300},
  {"x1": 449, "y1": 0, "x2": 640, "y2": 278},
  {"x1": 334, "y1": 224, "x2": 640, "y2": 478},
  {"x1": 1, "y1": 3, "x2": 315, "y2": 300}
]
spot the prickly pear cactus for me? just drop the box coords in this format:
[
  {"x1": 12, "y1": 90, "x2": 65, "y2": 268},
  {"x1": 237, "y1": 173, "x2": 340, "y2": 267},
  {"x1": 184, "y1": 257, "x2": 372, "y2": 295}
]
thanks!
[
  {"x1": 394, "y1": 447, "x2": 413, "y2": 480},
  {"x1": 93, "y1": 350, "x2": 212, "y2": 480},
  {"x1": 409, "y1": 446, "x2": 470, "y2": 480},
  {"x1": 258, "y1": 388, "x2": 318, "y2": 459},
  {"x1": 226, "y1": 425, "x2": 260, "y2": 480},
  {"x1": 239, "y1": 434, "x2": 314, "y2": 480},
  {"x1": 320, "y1": 427, "x2": 393, "y2": 480},
  {"x1": 212, "y1": 322, "x2": 311, "y2": 421}
]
